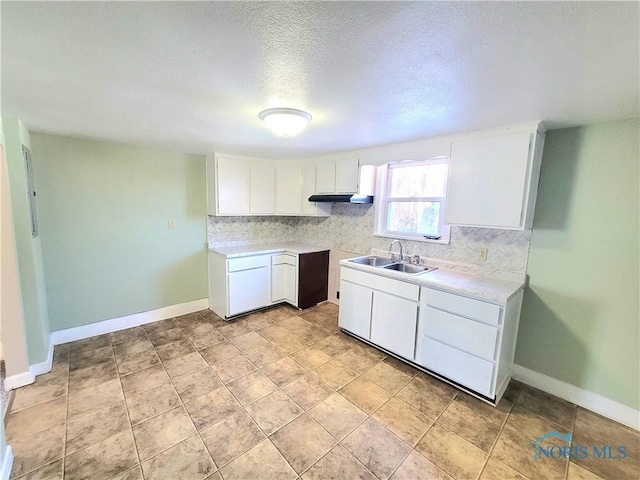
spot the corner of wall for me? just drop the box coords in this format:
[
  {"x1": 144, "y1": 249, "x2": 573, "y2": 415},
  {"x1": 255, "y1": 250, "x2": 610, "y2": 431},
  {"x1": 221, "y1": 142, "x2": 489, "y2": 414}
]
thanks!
[{"x1": 1, "y1": 117, "x2": 51, "y2": 367}]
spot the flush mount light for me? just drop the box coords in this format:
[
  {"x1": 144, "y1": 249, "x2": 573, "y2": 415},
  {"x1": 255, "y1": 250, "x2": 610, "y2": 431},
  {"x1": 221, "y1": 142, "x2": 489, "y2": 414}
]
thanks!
[{"x1": 258, "y1": 108, "x2": 312, "y2": 138}]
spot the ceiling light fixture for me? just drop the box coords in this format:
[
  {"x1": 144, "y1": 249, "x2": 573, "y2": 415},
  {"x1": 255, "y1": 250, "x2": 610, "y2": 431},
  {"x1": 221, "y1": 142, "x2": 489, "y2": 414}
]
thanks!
[{"x1": 258, "y1": 108, "x2": 312, "y2": 138}]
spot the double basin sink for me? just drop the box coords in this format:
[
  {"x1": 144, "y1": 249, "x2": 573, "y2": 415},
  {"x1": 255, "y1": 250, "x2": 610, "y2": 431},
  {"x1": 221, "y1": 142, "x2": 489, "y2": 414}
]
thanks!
[{"x1": 348, "y1": 256, "x2": 437, "y2": 275}]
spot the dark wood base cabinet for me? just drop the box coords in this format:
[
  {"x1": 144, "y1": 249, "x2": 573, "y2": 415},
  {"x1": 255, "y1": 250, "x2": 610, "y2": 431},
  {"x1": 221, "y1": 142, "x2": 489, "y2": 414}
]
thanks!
[{"x1": 298, "y1": 251, "x2": 329, "y2": 309}]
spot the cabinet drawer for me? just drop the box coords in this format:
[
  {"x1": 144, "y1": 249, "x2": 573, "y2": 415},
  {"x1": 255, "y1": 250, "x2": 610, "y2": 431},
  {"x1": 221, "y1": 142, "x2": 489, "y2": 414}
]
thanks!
[
  {"x1": 422, "y1": 307, "x2": 499, "y2": 360},
  {"x1": 341, "y1": 267, "x2": 419, "y2": 301},
  {"x1": 416, "y1": 337, "x2": 494, "y2": 397},
  {"x1": 272, "y1": 254, "x2": 297, "y2": 266},
  {"x1": 422, "y1": 288, "x2": 501, "y2": 325},
  {"x1": 228, "y1": 255, "x2": 270, "y2": 272}
]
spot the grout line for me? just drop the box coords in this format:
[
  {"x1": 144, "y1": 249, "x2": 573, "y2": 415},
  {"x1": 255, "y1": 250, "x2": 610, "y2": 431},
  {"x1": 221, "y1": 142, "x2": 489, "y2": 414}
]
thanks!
[
  {"x1": 213, "y1": 308, "x2": 358, "y2": 476},
  {"x1": 139, "y1": 319, "x2": 219, "y2": 478},
  {"x1": 265, "y1": 316, "x2": 426, "y2": 480},
  {"x1": 215, "y1": 309, "x2": 315, "y2": 476},
  {"x1": 387, "y1": 385, "x2": 460, "y2": 480},
  {"x1": 563, "y1": 403, "x2": 579, "y2": 480},
  {"x1": 254, "y1": 308, "x2": 381, "y2": 479},
  {"x1": 36, "y1": 305, "x2": 468, "y2": 480},
  {"x1": 170, "y1": 310, "x2": 306, "y2": 476},
  {"x1": 113, "y1": 332, "x2": 145, "y2": 480},
  {"x1": 60, "y1": 343, "x2": 71, "y2": 479},
  {"x1": 476, "y1": 381, "x2": 534, "y2": 480},
  {"x1": 8, "y1": 353, "x2": 70, "y2": 479},
  {"x1": 475, "y1": 382, "x2": 522, "y2": 477}
]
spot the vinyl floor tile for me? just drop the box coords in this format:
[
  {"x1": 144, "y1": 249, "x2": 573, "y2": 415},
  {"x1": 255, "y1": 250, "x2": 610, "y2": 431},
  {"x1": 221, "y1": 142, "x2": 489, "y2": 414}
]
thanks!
[
  {"x1": 7, "y1": 315, "x2": 633, "y2": 480},
  {"x1": 200, "y1": 410, "x2": 266, "y2": 467}
]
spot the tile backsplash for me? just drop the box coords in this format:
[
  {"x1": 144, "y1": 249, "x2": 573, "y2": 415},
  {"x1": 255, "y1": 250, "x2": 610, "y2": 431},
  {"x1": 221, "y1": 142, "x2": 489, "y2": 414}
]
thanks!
[{"x1": 208, "y1": 203, "x2": 531, "y2": 274}]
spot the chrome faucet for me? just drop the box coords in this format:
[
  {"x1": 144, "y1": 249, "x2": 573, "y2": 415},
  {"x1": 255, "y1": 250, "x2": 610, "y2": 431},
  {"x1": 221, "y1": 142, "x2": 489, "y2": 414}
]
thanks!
[{"x1": 389, "y1": 240, "x2": 403, "y2": 262}]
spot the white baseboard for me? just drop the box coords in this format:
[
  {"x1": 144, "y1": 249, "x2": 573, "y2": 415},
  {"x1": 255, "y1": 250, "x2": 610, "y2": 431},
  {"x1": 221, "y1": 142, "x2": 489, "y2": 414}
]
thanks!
[
  {"x1": 0, "y1": 446, "x2": 13, "y2": 480},
  {"x1": 30, "y1": 342, "x2": 54, "y2": 377},
  {"x1": 512, "y1": 364, "x2": 640, "y2": 431},
  {"x1": 50, "y1": 298, "x2": 209, "y2": 345},
  {"x1": 4, "y1": 370, "x2": 35, "y2": 391}
]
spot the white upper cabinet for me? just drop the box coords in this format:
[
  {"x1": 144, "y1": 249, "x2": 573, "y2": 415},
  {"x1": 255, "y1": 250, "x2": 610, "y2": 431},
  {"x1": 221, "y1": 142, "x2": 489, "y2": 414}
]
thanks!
[
  {"x1": 276, "y1": 162, "x2": 302, "y2": 215},
  {"x1": 335, "y1": 158, "x2": 360, "y2": 193},
  {"x1": 315, "y1": 158, "x2": 359, "y2": 194},
  {"x1": 210, "y1": 155, "x2": 251, "y2": 215},
  {"x1": 444, "y1": 125, "x2": 545, "y2": 230},
  {"x1": 207, "y1": 155, "x2": 329, "y2": 217},
  {"x1": 302, "y1": 163, "x2": 331, "y2": 217},
  {"x1": 250, "y1": 161, "x2": 276, "y2": 214},
  {"x1": 316, "y1": 161, "x2": 336, "y2": 193}
]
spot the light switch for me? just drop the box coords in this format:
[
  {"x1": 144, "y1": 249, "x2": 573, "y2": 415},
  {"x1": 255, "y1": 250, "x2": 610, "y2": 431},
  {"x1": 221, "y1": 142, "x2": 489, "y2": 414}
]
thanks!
[
  {"x1": 478, "y1": 248, "x2": 488, "y2": 261},
  {"x1": 168, "y1": 219, "x2": 176, "y2": 230}
]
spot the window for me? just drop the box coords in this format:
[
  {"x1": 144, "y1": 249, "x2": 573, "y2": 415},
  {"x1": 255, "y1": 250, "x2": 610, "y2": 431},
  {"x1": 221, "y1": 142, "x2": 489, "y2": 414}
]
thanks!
[{"x1": 374, "y1": 157, "x2": 450, "y2": 243}]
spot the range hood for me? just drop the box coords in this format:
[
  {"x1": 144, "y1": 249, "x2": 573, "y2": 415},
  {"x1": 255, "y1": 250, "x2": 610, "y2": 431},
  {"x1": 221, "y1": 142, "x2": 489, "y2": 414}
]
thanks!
[
  {"x1": 308, "y1": 165, "x2": 376, "y2": 204},
  {"x1": 308, "y1": 194, "x2": 373, "y2": 204}
]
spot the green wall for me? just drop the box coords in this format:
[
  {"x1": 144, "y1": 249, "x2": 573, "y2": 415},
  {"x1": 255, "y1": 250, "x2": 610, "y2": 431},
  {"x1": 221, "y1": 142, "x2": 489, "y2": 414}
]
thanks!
[
  {"x1": 30, "y1": 133, "x2": 208, "y2": 331},
  {"x1": 516, "y1": 118, "x2": 639, "y2": 409},
  {"x1": 2, "y1": 117, "x2": 50, "y2": 365}
]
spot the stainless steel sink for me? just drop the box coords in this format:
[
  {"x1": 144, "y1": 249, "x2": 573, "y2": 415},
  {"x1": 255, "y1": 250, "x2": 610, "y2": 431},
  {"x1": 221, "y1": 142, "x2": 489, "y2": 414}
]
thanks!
[
  {"x1": 381, "y1": 263, "x2": 437, "y2": 274},
  {"x1": 348, "y1": 255, "x2": 437, "y2": 275},
  {"x1": 348, "y1": 256, "x2": 394, "y2": 267}
]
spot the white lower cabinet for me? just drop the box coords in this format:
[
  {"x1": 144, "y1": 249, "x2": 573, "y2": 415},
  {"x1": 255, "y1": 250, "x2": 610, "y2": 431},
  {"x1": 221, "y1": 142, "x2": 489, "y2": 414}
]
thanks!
[
  {"x1": 228, "y1": 267, "x2": 270, "y2": 316},
  {"x1": 370, "y1": 291, "x2": 418, "y2": 359},
  {"x1": 416, "y1": 337, "x2": 495, "y2": 397},
  {"x1": 338, "y1": 265, "x2": 524, "y2": 404},
  {"x1": 226, "y1": 255, "x2": 271, "y2": 317},
  {"x1": 415, "y1": 286, "x2": 523, "y2": 401},
  {"x1": 338, "y1": 281, "x2": 373, "y2": 339},
  {"x1": 271, "y1": 254, "x2": 297, "y2": 304},
  {"x1": 339, "y1": 268, "x2": 420, "y2": 357},
  {"x1": 421, "y1": 306, "x2": 498, "y2": 360},
  {"x1": 209, "y1": 249, "x2": 330, "y2": 319},
  {"x1": 415, "y1": 287, "x2": 501, "y2": 398}
]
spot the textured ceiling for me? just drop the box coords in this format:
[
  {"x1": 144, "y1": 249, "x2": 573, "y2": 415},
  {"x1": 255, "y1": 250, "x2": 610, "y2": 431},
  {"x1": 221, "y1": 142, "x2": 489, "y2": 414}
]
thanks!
[{"x1": 1, "y1": 1, "x2": 638, "y2": 158}]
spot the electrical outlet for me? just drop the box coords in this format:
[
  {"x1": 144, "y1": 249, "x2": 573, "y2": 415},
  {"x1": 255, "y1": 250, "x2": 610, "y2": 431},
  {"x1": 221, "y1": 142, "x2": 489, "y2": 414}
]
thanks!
[
  {"x1": 478, "y1": 248, "x2": 488, "y2": 261},
  {"x1": 168, "y1": 219, "x2": 176, "y2": 230}
]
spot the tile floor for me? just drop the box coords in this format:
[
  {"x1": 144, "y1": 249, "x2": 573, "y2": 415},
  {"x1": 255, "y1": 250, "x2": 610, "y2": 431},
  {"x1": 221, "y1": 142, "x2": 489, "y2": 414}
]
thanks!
[{"x1": 5, "y1": 303, "x2": 639, "y2": 480}]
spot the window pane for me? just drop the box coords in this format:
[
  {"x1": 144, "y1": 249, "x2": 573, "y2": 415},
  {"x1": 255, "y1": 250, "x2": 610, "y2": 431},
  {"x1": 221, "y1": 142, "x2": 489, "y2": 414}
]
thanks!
[
  {"x1": 386, "y1": 201, "x2": 441, "y2": 236},
  {"x1": 388, "y1": 163, "x2": 447, "y2": 197}
]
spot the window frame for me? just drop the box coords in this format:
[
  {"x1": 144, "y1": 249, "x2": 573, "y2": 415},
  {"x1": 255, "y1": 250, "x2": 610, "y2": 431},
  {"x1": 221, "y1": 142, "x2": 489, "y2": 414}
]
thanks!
[{"x1": 373, "y1": 157, "x2": 451, "y2": 244}]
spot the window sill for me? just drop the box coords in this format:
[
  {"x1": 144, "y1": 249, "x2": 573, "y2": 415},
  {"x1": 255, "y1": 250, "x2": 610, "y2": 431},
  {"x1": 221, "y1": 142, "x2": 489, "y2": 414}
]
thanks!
[{"x1": 373, "y1": 231, "x2": 451, "y2": 245}]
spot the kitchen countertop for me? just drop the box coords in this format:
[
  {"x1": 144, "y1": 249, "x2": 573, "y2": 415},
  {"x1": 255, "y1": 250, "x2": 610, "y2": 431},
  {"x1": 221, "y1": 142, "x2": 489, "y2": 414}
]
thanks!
[
  {"x1": 209, "y1": 241, "x2": 329, "y2": 258},
  {"x1": 340, "y1": 257, "x2": 525, "y2": 304}
]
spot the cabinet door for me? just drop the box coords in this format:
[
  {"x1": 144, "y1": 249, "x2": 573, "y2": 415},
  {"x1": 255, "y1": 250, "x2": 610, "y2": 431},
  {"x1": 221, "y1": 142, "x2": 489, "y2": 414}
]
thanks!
[
  {"x1": 217, "y1": 156, "x2": 250, "y2": 215},
  {"x1": 271, "y1": 263, "x2": 297, "y2": 304},
  {"x1": 338, "y1": 280, "x2": 372, "y2": 339},
  {"x1": 276, "y1": 163, "x2": 302, "y2": 214},
  {"x1": 335, "y1": 158, "x2": 359, "y2": 193},
  {"x1": 250, "y1": 161, "x2": 275, "y2": 214},
  {"x1": 298, "y1": 251, "x2": 329, "y2": 308},
  {"x1": 302, "y1": 163, "x2": 318, "y2": 215},
  {"x1": 370, "y1": 291, "x2": 418, "y2": 358},
  {"x1": 316, "y1": 162, "x2": 335, "y2": 193},
  {"x1": 206, "y1": 156, "x2": 217, "y2": 216},
  {"x1": 445, "y1": 131, "x2": 532, "y2": 229},
  {"x1": 228, "y1": 267, "x2": 270, "y2": 316}
]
